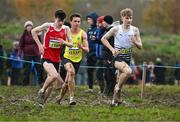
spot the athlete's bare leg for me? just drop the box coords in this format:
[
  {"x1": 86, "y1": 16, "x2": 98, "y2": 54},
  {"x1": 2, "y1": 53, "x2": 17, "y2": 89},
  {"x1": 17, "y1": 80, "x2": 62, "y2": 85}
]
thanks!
[
  {"x1": 43, "y1": 69, "x2": 64, "y2": 103},
  {"x1": 56, "y1": 62, "x2": 76, "y2": 104},
  {"x1": 112, "y1": 61, "x2": 132, "y2": 105},
  {"x1": 39, "y1": 62, "x2": 63, "y2": 93},
  {"x1": 37, "y1": 61, "x2": 64, "y2": 105},
  {"x1": 67, "y1": 64, "x2": 75, "y2": 103},
  {"x1": 44, "y1": 85, "x2": 53, "y2": 103},
  {"x1": 56, "y1": 74, "x2": 68, "y2": 104}
]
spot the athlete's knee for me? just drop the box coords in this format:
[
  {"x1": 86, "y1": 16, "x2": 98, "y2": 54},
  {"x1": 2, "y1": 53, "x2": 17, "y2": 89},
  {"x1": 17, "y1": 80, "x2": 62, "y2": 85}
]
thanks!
[
  {"x1": 50, "y1": 73, "x2": 59, "y2": 81},
  {"x1": 114, "y1": 84, "x2": 120, "y2": 93},
  {"x1": 67, "y1": 69, "x2": 75, "y2": 76},
  {"x1": 124, "y1": 68, "x2": 132, "y2": 77},
  {"x1": 63, "y1": 81, "x2": 68, "y2": 87},
  {"x1": 48, "y1": 84, "x2": 53, "y2": 90}
]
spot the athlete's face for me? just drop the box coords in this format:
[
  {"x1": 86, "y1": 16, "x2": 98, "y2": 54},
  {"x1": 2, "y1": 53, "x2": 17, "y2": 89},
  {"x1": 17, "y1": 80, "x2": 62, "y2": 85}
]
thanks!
[
  {"x1": 71, "y1": 17, "x2": 81, "y2": 29},
  {"x1": 121, "y1": 16, "x2": 133, "y2": 26},
  {"x1": 55, "y1": 18, "x2": 64, "y2": 27}
]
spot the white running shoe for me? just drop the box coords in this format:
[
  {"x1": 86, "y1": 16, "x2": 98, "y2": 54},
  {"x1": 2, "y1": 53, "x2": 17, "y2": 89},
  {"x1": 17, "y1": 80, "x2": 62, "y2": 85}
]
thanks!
[{"x1": 69, "y1": 99, "x2": 76, "y2": 105}]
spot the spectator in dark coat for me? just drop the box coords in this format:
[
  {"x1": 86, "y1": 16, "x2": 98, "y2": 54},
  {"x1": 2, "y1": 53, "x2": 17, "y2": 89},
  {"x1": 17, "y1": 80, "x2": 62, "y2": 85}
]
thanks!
[
  {"x1": 174, "y1": 61, "x2": 180, "y2": 85},
  {"x1": 0, "y1": 44, "x2": 5, "y2": 85},
  {"x1": 19, "y1": 20, "x2": 43, "y2": 85},
  {"x1": 96, "y1": 16, "x2": 106, "y2": 93},
  {"x1": 8, "y1": 41, "x2": 23, "y2": 85},
  {"x1": 153, "y1": 58, "x2": 166, "y2": 84},
  {"x1": 86, "y1": 12, "x2": 98, "y2": 92},
  {"x1": 102, "y1": 15, "x2": 116, "y2": 96}
]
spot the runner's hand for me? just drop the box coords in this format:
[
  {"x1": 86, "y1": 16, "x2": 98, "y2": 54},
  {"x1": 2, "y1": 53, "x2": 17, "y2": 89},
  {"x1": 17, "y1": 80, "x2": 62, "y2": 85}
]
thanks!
[
  {"x1": 78, "y1": 43, "x2": 83, "y2": 49},
  {"x1": 38, "y1": 44, "x2": 45, "y2": 55},
  {"x1": 58, "y1": 38, "x2": 65, "y2": 45},
  {"x1": 111, "y1": 48, "x2": 118, "y2": 56},
  {"x1": 131, "y1": 35, "x2": 136, "y2": 44}
]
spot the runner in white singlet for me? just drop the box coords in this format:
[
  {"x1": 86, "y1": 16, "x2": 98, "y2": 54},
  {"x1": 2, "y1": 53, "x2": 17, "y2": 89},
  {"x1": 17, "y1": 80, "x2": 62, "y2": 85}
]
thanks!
[{"x1": 101, "y1": 8, "x2": 142, "y2": 106}]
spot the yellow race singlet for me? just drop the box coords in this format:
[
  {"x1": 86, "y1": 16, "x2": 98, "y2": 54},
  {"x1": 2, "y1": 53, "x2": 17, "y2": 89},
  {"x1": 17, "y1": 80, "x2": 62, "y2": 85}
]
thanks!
[{"x1": 64, "y1": 29, "x2": 84, "y2": 62}]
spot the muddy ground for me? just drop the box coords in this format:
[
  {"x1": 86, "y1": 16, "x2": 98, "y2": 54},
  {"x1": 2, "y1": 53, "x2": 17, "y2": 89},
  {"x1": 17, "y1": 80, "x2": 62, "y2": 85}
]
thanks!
[{"x1": 0, "y1": 85, "x2": 180, "y2": 120}]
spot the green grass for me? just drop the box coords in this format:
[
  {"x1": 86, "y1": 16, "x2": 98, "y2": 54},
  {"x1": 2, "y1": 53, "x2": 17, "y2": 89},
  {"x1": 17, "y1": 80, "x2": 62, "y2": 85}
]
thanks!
[
  {"x1": 0, "y1": 23, "x2": 23, "y2": 37},
  {"x1": 134, "y1": 34, "x2": 180, "y2": 63},
  {"x1": 0, "y1": 85, "x2": 179, "y2": 121}
]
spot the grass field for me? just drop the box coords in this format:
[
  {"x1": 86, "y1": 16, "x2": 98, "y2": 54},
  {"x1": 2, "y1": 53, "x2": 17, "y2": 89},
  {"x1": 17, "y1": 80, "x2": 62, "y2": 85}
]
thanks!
[{"x1": 0, "y1": 85, "x2": 180, "y2": 121}]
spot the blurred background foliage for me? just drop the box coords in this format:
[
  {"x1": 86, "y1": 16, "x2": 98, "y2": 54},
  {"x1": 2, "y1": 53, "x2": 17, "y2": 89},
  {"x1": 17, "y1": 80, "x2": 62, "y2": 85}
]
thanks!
[{"x1": 0, "y1": 0, "x2": 179, "y2": 64}]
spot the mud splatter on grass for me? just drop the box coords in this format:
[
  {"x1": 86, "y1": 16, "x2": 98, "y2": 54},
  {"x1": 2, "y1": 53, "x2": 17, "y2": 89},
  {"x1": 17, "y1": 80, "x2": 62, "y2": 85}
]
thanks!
[{"x1": 0, "y1": 85, "x2": 179, "y2": 121}]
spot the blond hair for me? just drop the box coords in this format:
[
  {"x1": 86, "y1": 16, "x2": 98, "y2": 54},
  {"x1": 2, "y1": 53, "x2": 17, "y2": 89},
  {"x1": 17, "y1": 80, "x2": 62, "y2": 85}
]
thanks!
[{"x1": 120, "y1": 8, "x2": 133, "y2": 17}]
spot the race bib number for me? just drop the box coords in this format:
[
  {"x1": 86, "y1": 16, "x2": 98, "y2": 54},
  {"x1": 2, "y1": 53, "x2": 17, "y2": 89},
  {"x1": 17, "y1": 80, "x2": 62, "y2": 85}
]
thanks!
[
  {"x1": 69, "y1": 47, "x2": 80, "y2": 56},
  {"x1": 49, "y1": 40, "x2": 61, "y2": 48},
  {"x1": 69, "y1": 47, "x2": 79, "y2": 50}
]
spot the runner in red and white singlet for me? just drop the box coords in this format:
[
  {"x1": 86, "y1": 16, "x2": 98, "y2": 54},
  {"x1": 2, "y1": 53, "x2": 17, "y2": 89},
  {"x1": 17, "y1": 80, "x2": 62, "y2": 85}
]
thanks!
[
  {"x1": 43, "y1": 24, "x2": 67, "y2": 62},
  {"x1": 32, "y1": 9, "x2": 72, "y2": 106}
]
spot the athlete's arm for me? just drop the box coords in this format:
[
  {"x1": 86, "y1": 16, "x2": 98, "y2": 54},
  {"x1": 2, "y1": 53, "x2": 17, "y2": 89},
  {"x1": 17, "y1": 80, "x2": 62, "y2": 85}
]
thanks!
[
  {"x1": 101, "y1": 27, "x2": 117, "y2": 56},
  {"x1": 79, "y1": 31, "x2": 89, "y2": 53},
  {"x1": 31, "y1": 23, "x2": 50, "y2": 55},
  {"x1": 132, "y1": 27, "x2": 142, "y2": 49},
  {"x1": 64, "y1": 26, "x2": 73, "y2": 47}
]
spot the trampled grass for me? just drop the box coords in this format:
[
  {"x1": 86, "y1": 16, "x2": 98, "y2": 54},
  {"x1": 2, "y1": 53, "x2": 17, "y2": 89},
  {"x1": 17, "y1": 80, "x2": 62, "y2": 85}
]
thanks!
[{"x1": 0, "y1": 85, "x2": 180, "y2": 121}]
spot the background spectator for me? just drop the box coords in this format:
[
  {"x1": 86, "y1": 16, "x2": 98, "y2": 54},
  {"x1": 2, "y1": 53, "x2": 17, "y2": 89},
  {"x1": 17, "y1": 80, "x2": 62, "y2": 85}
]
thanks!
[
  {"x1": 86, "y1": 12, "x2": 98, "y2": 92},
  {"x1": 18, "y1": 20, "x2": 43, "y2": 85},
  {"x1": 146, "y1": 61, "x2": 155, "y2": 85},
  {"x1": 31, "y1": 60, "x2": 38, "y2": 86},
  {"x1": 8, "y1": 41, "x2": 23, "y2": 85},
  {"x1": 174, "y1": 61, "x2": 180, "y2": 85},
  {"x1": 153, "y1": 58, "x2": 166, "y2": 84},
  {"x1": 76, "y1": 57, "x2": 87, "y2": 85},
  {"x1": 0, "y1": 44, "x2": 5, "y2": 85},
  {"x1": 96, "y1": 16, "x2": 105, "y2": 93},
  {"x1": 127, "y1": 58, "x2": 139, "y2": 84},
  {"x1": 101, "y1": 15, "x2": 116, "y2": 96}
]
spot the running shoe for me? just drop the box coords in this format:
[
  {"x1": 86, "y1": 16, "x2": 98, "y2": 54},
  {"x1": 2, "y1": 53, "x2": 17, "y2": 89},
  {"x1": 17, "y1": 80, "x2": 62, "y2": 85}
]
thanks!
[
  {"x1": 110, "y1": 101, "x2": 122, "y2": 107},
  {"x1": 85, "y1": 89, "x2": 94, "y2": 93},
  {"x1": 55, "y1": 96, "x2": 61, "y2": 104},
  {"x1": 69, "y1": 99, "x2": 76, "y2": 105},
  {"x1": 37, "y1": 90, "x2": 45, "y2": 105}
]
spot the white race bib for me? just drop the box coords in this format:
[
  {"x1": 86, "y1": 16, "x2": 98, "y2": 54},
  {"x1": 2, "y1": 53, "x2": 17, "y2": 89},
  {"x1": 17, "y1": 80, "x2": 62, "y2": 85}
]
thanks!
[{"x1": 49, "y1": 40, "x2": 61, "y2": 48}]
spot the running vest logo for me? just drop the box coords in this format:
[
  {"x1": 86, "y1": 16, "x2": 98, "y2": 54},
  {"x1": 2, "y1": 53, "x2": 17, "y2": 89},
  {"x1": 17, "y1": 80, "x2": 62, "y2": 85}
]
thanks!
[
  {"x1": 49, "y1": 30, "x2": 54, "y2": 32},
  {"x1": 77, "y1": 37, "x2": 80, "y2": 41},
  {"x1": 49, "y1": 39, "x2": 62, "y2": 48}
]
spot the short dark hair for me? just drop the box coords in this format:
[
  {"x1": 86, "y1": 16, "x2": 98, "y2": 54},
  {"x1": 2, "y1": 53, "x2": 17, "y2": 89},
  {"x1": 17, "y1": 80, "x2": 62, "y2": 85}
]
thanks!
[
  {"x1": 70, "y1": 13, "x2": 82, "y2": 21},
  {"x1": 55, "y1": 9, "x2": 66, "y2": 20},
  {"x1": 103, "y1": 15, "x2": 113, "y2": 24},
  {"x1": 64, "y1": 21, "x2": 71, "y2": 28}
]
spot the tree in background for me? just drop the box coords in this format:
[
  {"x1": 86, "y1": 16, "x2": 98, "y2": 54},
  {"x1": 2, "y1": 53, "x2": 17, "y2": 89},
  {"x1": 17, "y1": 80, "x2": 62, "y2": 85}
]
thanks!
[
  {"x1": 143, "y1": 0, "x2": 180, "y2": 34},
  {"x1": 10, "y1": 0, "x2": 74, "y2": 22},
  {"x1": 0, "y1": 0, "x2": 17, "y2": 22}
]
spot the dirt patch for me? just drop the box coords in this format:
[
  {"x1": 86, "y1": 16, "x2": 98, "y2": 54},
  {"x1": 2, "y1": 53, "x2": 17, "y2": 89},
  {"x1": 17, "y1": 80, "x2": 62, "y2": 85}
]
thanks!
[{"x1": 0, "y1": 86, "x2": 180, "y2": 117}]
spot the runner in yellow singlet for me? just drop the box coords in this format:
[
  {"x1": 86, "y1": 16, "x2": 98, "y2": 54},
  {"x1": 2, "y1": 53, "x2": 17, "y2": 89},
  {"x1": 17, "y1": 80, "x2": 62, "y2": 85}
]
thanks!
[{"x1": 56, "y1": 13, "x2": 89, "y2": 105}]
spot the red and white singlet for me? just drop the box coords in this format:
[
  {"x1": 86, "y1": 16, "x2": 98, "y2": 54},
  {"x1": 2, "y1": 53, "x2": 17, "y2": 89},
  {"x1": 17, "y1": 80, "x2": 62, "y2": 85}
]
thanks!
[{"x1": 43, "y1": 24, "x2": 67, "y2": 62}]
